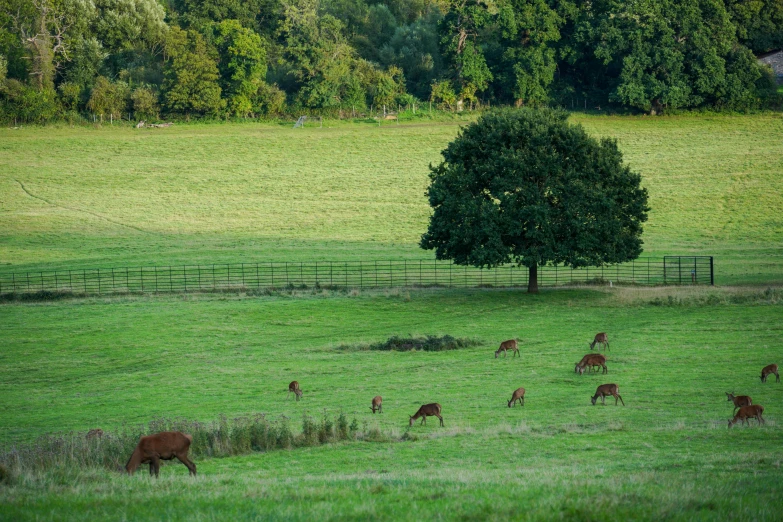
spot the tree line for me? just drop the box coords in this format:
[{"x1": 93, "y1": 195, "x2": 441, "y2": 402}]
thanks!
[{"x1": 1, "y1": 0, "x2": 781, "y2": 123}]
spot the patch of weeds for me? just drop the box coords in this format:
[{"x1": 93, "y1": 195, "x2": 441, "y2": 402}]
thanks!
[{"x1": 336, "y1": 335, "x2": 481, "y2": 352}]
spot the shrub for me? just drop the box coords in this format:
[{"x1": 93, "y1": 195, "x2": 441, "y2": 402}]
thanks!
[{"x1": 338, "y1": 335, "x2": 481, "y2": 352}]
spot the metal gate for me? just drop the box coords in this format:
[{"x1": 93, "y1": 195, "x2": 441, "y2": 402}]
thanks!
[{"x1": 663, "y1": 256, "x2": 714, "y2": 285}]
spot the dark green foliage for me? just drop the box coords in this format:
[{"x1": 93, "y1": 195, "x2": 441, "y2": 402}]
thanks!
[
  {"x1": 0, "y1": 0, "x2": 780, "y2": 123},
  {"x1": 162, "y1": 27, "x2": 225, "y2": 116},
  {"x1": 420, "y1": 108, "x2": 649, "y2": 292},
  {"x1": 339, "y1": 334, "x2": 480, "y2": 351}
]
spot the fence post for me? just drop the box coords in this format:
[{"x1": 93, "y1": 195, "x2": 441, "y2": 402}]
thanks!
[
  {"x1": 54, "y1": 271, "x2": 58, "y2": 291},
  {"x1": 449, "y1": 262, "x2": 452, "y2": 287},
  {"x1": 97, "y1": 269, "x2": 101, "y2": 294},
  {"x1": 271, "y1": 263, "x2": 275, "y2": 286},
  {"x1": 285, "y1": 262, "x2": 289, "y2": 285},
  {"x1": 404, "y1": 260, "x2": 407, "y2": 286},
  {"x1": 154, "y1": 266, "x2": 158, "y2": 293},
  {"x1": 83, "y1": 270, "x2": 86, "y2": 293},
  {"x1": 40, "y1": 271, "x2": 44, "y2": 292},
  {"x1": 27, "y1": 272, "x2": 31, "y2": 291},
  {"x1": 126, "y1": 267, "x2": 129, "y2": 291},
  {"x1": 315, "y1": 262, "x2": 318, "y2": 287},
  {"x1": 360, "y1": 261, "x2": 363, "y2": 288},
  {"x1": 555, "y1": 264, "x2": 558, "y2": 286},
  {"x1": 678, "y1": 257, "x2": 682, "y2": 285},
  {"x1": 710, "y1": 257, "x2": 714, "y2": 285},
  {"x1": 169, "y1": 266, "x2": 173, "y2": 292},
  {"x1": 390, "y1": 261, "x2": 393, "y2": 287},
  {"x1": 648, "y1": 258, "x2": 650, "y2": 284},
  {"x1": 141, "y1": 267, "x2": 145, "y2": 292},
  {"x1": 345, "y1": 262, "x2": 348, "y2": 287},
  {"x1": 420, "y1": 260, "x2": 422, "y2": 286},
  {"x1": 242, "y1": 263, "x2": 245, "y2": 288},
  {"x1": 12, "y1": 273, "x2": 15, "y2": 292},
  {"x1": 184, "y1": 266, "x2": 187, "y2": 292}
]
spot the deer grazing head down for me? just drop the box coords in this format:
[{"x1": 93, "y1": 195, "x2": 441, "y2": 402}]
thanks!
[
  {"x1": 409, "y1": 403, "x2": 443, "y2": 427},
  {"x1": 125, "y1": 431, "x2": 196, "y2": 477}
]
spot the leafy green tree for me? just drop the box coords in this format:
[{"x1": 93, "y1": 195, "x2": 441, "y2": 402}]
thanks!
[
  {"x1": 429, "y1": 78, "x2": 456, "y2": 109},
  {"x1": 162, "y1": 26, "x2": 224, "y2": 116},
  {"x1": 252, "y1": 81, "x2": 287, "y2": 115},
  {"x1": 87, "y1": 75, "x2": 129, "y2": 120},
  {"x1": 61, "y1": 37, "x2": 106, "y2": 91},
  {"x1": 0, "y1": 78, "x2": 60, "y2": 122},
  {"x1": 497, "y1": 0, "x2": 561, "y2": 106},
  {"x1": 92, "y1": 0, "x2": 167, "y2": 53},
  {"x1": 420, "y1": 108, "x2": 649, "y2": 293},
  {"x1": 725, "y1": 0, "x2": 783, "y2": 53},
  {"x1": 212, "y1": 19, "x2": 267, "y2": 116},
  {"x1": 439, "y1": 0, "x2": 493, "y2": 98},
  {"x1": 131, "y1": 85, "x2": 158, "y2": 118},
  {"x1": 57, "y1": 80, "x2": 81, "y2": 110}
]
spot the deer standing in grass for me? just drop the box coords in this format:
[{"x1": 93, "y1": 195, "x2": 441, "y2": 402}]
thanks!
[
  {"x1": 575, "y1": 354, "x2": 607, "y2": 375},
  {"x1": 725, "y1": 392, "x2": 752, "y2": 414},
  {"x1": 591, "y1": 384, "x2": 625, "y2": 406},
  {"x1": 508, "y1": 387, "x2": 525, "y2": 408},
  {"x1": 409, "y1": 403, "x2": 444, "y2": 427},
  {"x1": 589, "y1": 333, "x2": 609, "y2": 351},
  {"x1": 370, "y1": 396, "x2": 383, "y2": 413},
  {"x1": 761, "y1": 364, "x2": 779, "y2": 383},
  {"x1": 728, "y1": 405, "x2": 765, "y2": 428},
  {"x1": 288, "y1": 381, "x2": 303, "y2": 401},
  {"x1": 495, "y1": 339, "x2": 519, "y2": 358},
  {"x1": 125, "y1": 431, "x2": 196, "y2": 477}
]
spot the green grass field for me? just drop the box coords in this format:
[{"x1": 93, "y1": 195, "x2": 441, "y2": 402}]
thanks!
[
  {"x1": 1, "y1": 287, "x2": 782, "y2": 519},
  {"x1": 1, "y1": 114, "x2": 782, "y2": 283},
  {"x1": 1, "y1": 114, "x2": 782, "y2": 520}
]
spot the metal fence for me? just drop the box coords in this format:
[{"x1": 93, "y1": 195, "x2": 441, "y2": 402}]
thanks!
[{"x1": 0, "y1": 257, "x2": 713, "y2": 296}]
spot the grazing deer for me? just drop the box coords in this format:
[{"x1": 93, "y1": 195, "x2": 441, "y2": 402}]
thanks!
[
  {"x1": 125, "y1": 431, "x2": 196, "y2": 477},
  {"x1": 591, "y1": 384, "x2": 625, "y2": 406},
  {"x1": 575, "y1": 354, "x2": 607, "y2": 375},
  {"x1": 725, "y1": 392, "x2": 752, "y2": 413},
  {"x1": 495, "y1": 339, "x2": 519, "y2": 358},
  {"x1": 370, "y1": 396, "x2": 383, "y2": 414},
  {"x1": 86, "y1": 428, "x2": 104, "y2": 440},
  {"x1": 288, "y1": 381, "x2": 303, "y2": 401},
  {"x1": 728, "y1": 405, "x2": 765, "y2": 428},
  {"x1": 761, "y1": 364, "x2": 780, "y2": 383},
  {"x1": 409, "y1": 403, "x2": 444, "y2": 427},
  {"x1": 589, "y1": 333, "x2": 609, "y2": 351},
  {"x1": 508, "y1": 387, "x2": 525, "y2": 408}
]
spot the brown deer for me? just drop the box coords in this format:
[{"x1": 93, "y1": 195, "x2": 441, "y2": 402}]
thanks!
[
  {"x1": 591, "y1": 384, "x2": 625, "y2": 406},
  {"x1": 125, "y1": 431, "x2": 196, "y2": 477},
  {"x1": 725, "y1": 392, "x2": 752, "y2": 413},
  {"x1": 507, "y1": 387, "x2": 525, "y2": 408},
  {"x1": 86, "y1": 428, "x2": 104, "y2": 440},
  {"x1": 288, "y1": 381, "x2": 303, "y2": 401},
  {"x1": 409, "y1": 403, "x2": 444, "y2": 427},
  {"x1": 495, "y1": 339, "x2": 519, "y2": 358},
  {"x1": 589, "y1": 333, "x2": 609, "y2": 351},
  {"x1": 575, "y1": 354, "x2": 607, "y2": 375},
  {"x1": 370, "y1": 396, "x2": 383, "y2": 414},
  {"x1": 728, "y1": 405, "x2": 765, "y2": 428},
  {"x1": 761, "y1": 364, "x2": 780, "y2": 383}
]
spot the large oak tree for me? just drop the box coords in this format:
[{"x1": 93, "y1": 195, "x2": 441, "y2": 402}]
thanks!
[{"x1": 420, "y1": 108, "x2": 649, "y2": 293}]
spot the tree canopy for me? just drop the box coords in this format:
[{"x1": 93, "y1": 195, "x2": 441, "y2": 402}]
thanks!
[
  {"x1": 420, "y1": 108, "x2": 649, "y2": 293},
  {"x1": 0, "y1": 0, "x2": 781, "y2": 123}
]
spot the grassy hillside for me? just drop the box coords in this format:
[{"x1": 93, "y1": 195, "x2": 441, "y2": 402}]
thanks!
[
  {"x1": 1, "y1": 114, "x2": 782, "y2": 283},
  {"x1": 1, "y1": 287, "x2": 781, "y2": 519}
]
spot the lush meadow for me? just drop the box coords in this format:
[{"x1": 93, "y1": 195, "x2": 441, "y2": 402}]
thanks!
[
  {"x1": 1, "y1": 115, "x2": 782, "y2": 520},
  {"x1": 1, "y1": 114, "x2": 782, "y2": 283},
  {"x1": 1, "y1": 286, "x2": 782, "y2": 519}
]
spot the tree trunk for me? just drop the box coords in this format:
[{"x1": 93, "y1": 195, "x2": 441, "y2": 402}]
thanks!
[{"x1": 527, "y1": 263, "x2": 538, "y2": 294}]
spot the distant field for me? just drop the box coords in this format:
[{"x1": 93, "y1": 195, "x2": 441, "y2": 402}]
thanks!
[
  {"x1": 1, "y1": 286, "x2": 781, "y2": 519},
  {"x1": 1, "y1": 114, "x2": 782, "y2": 284}
]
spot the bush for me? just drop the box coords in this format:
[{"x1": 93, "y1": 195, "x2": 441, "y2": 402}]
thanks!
[{"x1": 338, "y1": 335, "x2": 481, "y2": 352}]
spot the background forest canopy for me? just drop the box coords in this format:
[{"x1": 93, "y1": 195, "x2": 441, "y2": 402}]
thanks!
[{"x1": 0, "y1": 0, "x2": 782, "y2": 123}]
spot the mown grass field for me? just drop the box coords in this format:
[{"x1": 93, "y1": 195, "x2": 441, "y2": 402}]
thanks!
[
  {"x1": 1, "y1": 114, "x2": 782, "y2": 520},
  {"x1": 1, "y1": 114, "x2": 782, "y2": 283},
  {"x1": 1, "y1": 287, "x2": 782, "y2": 519}
]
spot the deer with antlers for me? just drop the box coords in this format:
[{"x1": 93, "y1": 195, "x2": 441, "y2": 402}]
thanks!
[
  {"x1": 575, "y1": 353, "x2": 607, "y2": 375},
  {"x1": 495, "y1": 339, "x2": 519, "y2": 358},
  {"x1": 728, "y1": 405, "x2": 765, "y2": 428},
  {"x1": 507, "y1": 387, "x2": 525, "y2": 408},
  {"x1": 125, "y1": 431, "x2": 196, "y2": 477},
  {"x1": 725, "y1": 392, "x2": 752, "y2": 414},
  {"x1": 589, "y1": 333, "x2": 609, "y2": 351},
  {"x1": 370, "y1": 396, "x2": 383, "y2": 414},
  {"x1": 761, "y1": 364, "x2": 779, "y2": 383},
  {"x1": 288, "y1": 381, "x2": 303, "y2": 401},
  {"x1": 591, "y1": 384, "x2": 625, "y2": 406},
  {"x1": 409, "y1": 403, "x2": 443, "y2": 427}
]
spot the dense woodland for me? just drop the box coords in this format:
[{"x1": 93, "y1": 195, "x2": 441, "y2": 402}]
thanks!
[{"x1": 1, "y1": 0, "x2": 782, "y2": 123}]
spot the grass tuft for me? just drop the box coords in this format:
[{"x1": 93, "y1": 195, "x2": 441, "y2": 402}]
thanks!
[{"x1": 336, "y1": 335, "x2": 481, "y2": 352}]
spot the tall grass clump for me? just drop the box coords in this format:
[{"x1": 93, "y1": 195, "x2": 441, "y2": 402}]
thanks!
[
  {"x1": 337, "y1": 335, "x2": 481, "y2": 352},
  {"x1": 0, "y1": 413, "x2": 362, "y2": 476}
]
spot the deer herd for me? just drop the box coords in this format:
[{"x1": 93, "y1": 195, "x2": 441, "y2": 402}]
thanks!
[{"x1": 113, "y1": 334, "x2": 776, "y2": 477}]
